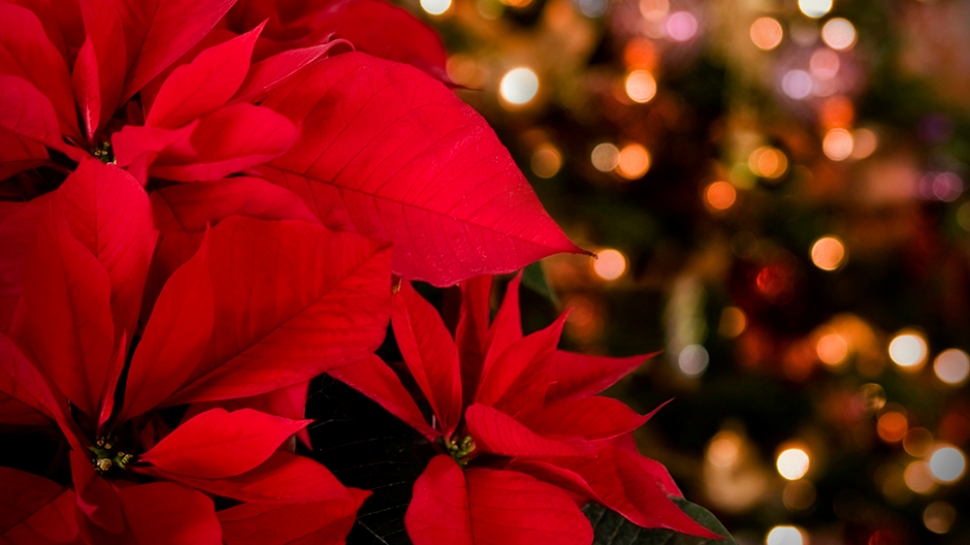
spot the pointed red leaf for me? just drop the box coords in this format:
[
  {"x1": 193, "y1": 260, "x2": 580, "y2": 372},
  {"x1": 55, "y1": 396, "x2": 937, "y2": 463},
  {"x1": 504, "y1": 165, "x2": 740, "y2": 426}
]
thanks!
[
  {"x1": 393, "y1": 281, "x2": 462, "y2": 437},
  {"x1": 70, "y1": 449, "x2": 125, "y2": 534},
  {"x1": 146, "y1": 23, "x2": 263, "y2": 129},
  {"x1": 0, "y1": 468, "x2": 78, "y2": 544},
  {"x1": 558, "y1": 444, "x2": 720, "y2": 538},
  {"x1": 406, "y1": 454, "x2": 593, "y2": 545},
  {"x1": 17, "y1": 202, "x2": 114, "y2": 418},
  {"x1": 0, "y1": 332, "x2": 78, "y2": 435},
  {"x1": 232, "y1": 41, "x2": 340, "y2": 103},
  {"x1": 0, "y1": 3, "x2": 80, "y2": 140},
  {"x1": 519, "y1": 396, "x2": 653, "y2": 442},
  {"x1": 207, "y1": 381, "x2": 313, "y2": 449},
  {"x1": 482, "y1": 272, "x2": 523, "y2": 374},
  {"x1": 329, "y1": 354, "x2": 438, "y2": 441},
  {"x1": 0, "y1": 127, "x2": 49, "y2": 181},
  {"x1": 0, "y1": 194, "x2": 50, "y2": 332},
  {"x1": 72, "y1": 0, "x2": 126, "y2": 140},
  {"x1": 116, "y1": 482, "x2": 221, "y2": 545},
  {"x1": 150, "y1": 103, "x2": 297, "y2": 182},
  {"x1": 259, "y1": 52, "x2": 582, "y2": 286},
  {"x1": 54, "y1": 159, "x2": 156, "y2": 340},
  {"x1": 218, "y1": 490, "x2": 370, "y2": 545},
  {"x1": 141, "y1": 408, "x2": 308, "y2": 479},
  {"x1": 110, "y1": 121, "x2": 197, "y2": 183},
  {"x1": 545, "y1": 351, "x2": 655, "y2": 402},
  {"x1": 121, "y1": 232, "x2": 213, "y2": 420},
  {"x1": 456, "y1": 275, "x2": 492, "y2": 400},
  {"x1": 0, "y1": 75, "x2": 65, "y2": 151},
  {"x1": 144, "y1": 451, "x2": 353, "y2": 505},
  {"x1": 118, "y1": 0, "x2": 236, "y2": 101},
  {"x1": 166, "y1": 216, "x2": 391, "y2": 405},
  {"x1": 465, "y1": 403, "x2": 590, "y2": 457}
]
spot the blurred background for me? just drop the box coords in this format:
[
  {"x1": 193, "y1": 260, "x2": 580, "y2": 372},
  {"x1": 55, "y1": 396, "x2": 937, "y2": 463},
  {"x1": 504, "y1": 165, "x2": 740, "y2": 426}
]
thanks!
[{"x1": 401, "y1": 0, "x2": 970, "y2": 543}]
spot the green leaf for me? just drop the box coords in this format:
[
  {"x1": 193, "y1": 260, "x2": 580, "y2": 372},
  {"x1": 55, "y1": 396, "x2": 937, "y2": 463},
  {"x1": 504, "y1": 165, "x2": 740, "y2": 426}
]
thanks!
[
  {"x1": 521, "y1": 260, "x2": 558, "y2": 306},
  {"x1": 582, "y1": 499, "x2": 737, "y2": 545}
]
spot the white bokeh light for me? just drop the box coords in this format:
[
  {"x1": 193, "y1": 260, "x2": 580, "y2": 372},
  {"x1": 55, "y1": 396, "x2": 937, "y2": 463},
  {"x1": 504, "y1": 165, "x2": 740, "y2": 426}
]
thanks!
[{"x1": 499, "y1": 68, "x2": 539, "y2": 105}]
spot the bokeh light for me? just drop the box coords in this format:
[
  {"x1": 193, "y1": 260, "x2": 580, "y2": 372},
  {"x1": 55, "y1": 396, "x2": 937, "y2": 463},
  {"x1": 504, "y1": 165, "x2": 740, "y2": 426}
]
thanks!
[
  {"x1": 617, "y1": 143, "x2": 651, "y2": 179},
  {"x1": 750, "y1": 17, "x2": 784, "y2": 51},
  {"x1": 934, "y1": 348, "x2": 970, "y2": 385},
  {"x1": 798, "y1": 0, "x2": 833, "y2": 18},
  {"x1": 420, "y1": 0, "x2": 452, "y2": 15},
  {"x1": 499, "y1": 67, "x2": 539, "y2": 105},
  {"x1": 707, "y1": 430, "x2": 741, "y2": 468},
  {"x1": 624, "y1": 70, "x2": 657, "y2": 103},
  {"x1": 678, "y1": 344, "x2": 709, "y2": 377},
  {"x1": 749, "y1": 146, "x2": 788, "y2": 178},
  {"x1": 639, "y1": 0, "x2": 669, "y2": 21},
  {"x1": 664, "y1": 11, "x2": 698, "y2": 42},
  {"x1": 810, "y1": 48, "x2": 840, "y2": 80},
  {"x1": 704, "y1": 181, "x2": 737, "y2": 211},
  {"x1": 850, "y1": 128, "x2": 877, "y2": 159},
  {"x1": 776, "y1": 447, "x2": 811, "y2": 480},
  {"x1": 593, "y1": 248, "x2": 627, "y2": 280},
  {"x1": 810, "y1": 236, "x2": 846, "y2": 271},
  {"x1": 782, "y1": 69, "x2": 814, "y2": 99},
  {"x1": 903, "y1": 428, "x2": 934, "y2": 457},
  {"x1": 905, "y1": 461, "x2": 937, "y2": 493},
  {"x1": 719, "y1": 306, "x2": 747, "y2": 338},
  {"x1": 591, "y1": 143, "x2": 620, "y2": 172},
  {"x1": 783, "y1": 480, "x2": 817, "y2": 511},
  {"x1": 877, "y1": 411, "x2": 908, "y2": 443},
  {"x1": 928, "y1": 445, "x2": 966, "y2": 483},
  {"x1": 530, "y1": 146, "x2": 562, "y2": 179},
  {"x1": 766, "y1": 525, "x2": 806, "y2": 545},
  {"x1": 923, "y1": 501, "x2": 957, "y2": 534},
  {"x1": 822, "y1": 128, "x2": 854, "y2": 160},
  {"x1": 821, "y1": 18, "x2": 857, "y2": 50},
  {"x1": 816, "y1": 333, "x2": 848, "y2": 365},
  {"x1": 623, "y1": 38, "x2": 658, "y2": 70},
  {"x1": 889, "y1": 331, "x2": 928, "y2": 370}
]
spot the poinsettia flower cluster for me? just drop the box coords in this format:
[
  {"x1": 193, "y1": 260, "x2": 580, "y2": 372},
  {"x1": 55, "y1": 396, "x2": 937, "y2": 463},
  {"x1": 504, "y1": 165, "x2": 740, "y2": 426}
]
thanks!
[{"x1": 332, "y1": 275, "x2": 722, "y2": 545}]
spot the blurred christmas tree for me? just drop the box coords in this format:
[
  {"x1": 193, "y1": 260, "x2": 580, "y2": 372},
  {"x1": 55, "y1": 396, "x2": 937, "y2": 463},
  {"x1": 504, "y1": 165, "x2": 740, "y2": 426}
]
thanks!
[{"x1": 401, "y1": 0, "x2": 970, "y2": 543}]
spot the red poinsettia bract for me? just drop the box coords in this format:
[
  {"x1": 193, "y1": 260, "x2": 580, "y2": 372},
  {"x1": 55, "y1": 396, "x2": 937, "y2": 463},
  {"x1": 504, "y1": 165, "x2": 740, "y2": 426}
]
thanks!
[
  {"x1": 332, "y1": 276, "x2": 723, "y2": 545},
  {"x1": 0, "y1": 159, "x2": 388, "y2": 543}
]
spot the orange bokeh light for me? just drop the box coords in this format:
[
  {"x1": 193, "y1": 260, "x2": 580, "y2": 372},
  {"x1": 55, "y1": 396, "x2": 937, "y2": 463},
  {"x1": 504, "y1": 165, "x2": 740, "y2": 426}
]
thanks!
[
  {"x1": 877, "y1": 411, "x2": 908, "y2": 443},
  {"x1": 704, "y1": 181, "x2": 737, "y2": 211},
  {"x1": 750, "y1": 17, "x2": 784, "y2": 51}
]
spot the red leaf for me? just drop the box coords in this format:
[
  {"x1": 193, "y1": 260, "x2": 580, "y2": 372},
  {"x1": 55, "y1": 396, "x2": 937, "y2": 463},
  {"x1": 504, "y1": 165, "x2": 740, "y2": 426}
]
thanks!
[
  {"x1": 518, "y1": 396, "x2": 652, "y2": 442},
  {"x1": 116, "y1": 482, "x2": 221, "y2": 545},
  {"x1": 145, "y1": 450, "x2": 353, "y2": 505},
  {"x1": 70, "y1": 449, "x2": 125, "y2": 535},
  {"x1": 405, "y1": 454, "x2": 593, "y2": 545},
  {"x1": 392, "y1": 281, "x2": 462, "y2": 437},
  {"x1": 465, "y1": 403, "x2": 590, "y2": 457},
  {"x1": 218, "y1": 490, "x2": 370, "y2": 545},
  {"x1": 207, "y1": 381, "x2": 314, "y2": 449},
  {"x1": 166, "y1": 216, "x2": 392, "y2": 405},
  {"x1": 120, "y1": 232, "x2": 213, "y2": 420},
  {"x1": 232, "y1": 41, "x2": 340, "y2": 103},
  {"x1": 455, "y1": 275, "x2": 491, "y2": 400},
  {"x1": 17, "y1": 201, "x2": 114, "y2": 419},
  {"x1": 110, "y1": 121, "x2": 196, "y2": 182},
  {"x1": 0, "y1": 194, "x2": 51, "y2": 331},
  {"x1": 150, "y1": 103, "x2": 297, "y2": 182},
  {"x1": 0, "y1": 3, "x2": 80, "y2": 140},
  {"x1": 329, "y1": 354, "x2": 439, "y2": 441},
  {"x1": 54, "y1": 159, "x2": 156, "y2": 341},
  {"x1": 118, "y1": 0, "x2": 236, "y2": 101},
  {"x1": 0, "y1": 332, "x2": 76, "y2": 434},
  {"x1": 140, "y1": 408, "x2": 308, "y2": 479},
  {"x1": 0, "y1": 467, "x2": 78, "y2": 544},
  {"x1": 0, "y1": 126, "x2": 49, "y2": 181},
  {"x1": 0, "y1": 74, "x2": 65, "y2": 151},
  {"x1": 545, "y1": 351, "x2": 654, "y2": 402},
  {"x1": 146, "y1": 23, "x2": 263, "y2": 129},
  {"x1": 72, "y1": 0, "x2": 126, "y2": 140},
  {"x1": 259, "y1": 52, "x2": 583, "y2": 286},
  {"x1": 481, "y1": 272, "x2": 523, "y2": 375}
]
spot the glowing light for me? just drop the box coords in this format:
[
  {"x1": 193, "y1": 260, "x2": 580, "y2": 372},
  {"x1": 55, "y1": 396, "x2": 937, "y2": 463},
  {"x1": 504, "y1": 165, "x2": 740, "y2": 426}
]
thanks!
[
  {"x1": 750, "y1": 17, "x2": 783, "y2": 51},
  {"x1": 877, "y1": 412, "x2": 908, "y2": 443},
  {"x1": 928, "y1": 172, "x2": 963, "y2": 202},
  {"x1": 904, "y1": 461, "x2": 937, "y2": 494},
  {"x1": 499, "y1": 68, "x2": 539, "y2": 105},
  {"x1": 420, "y1": 0, "x2": 452, "y2": 15},
  {"x1": 664, "y1": 11, "x2": 698, "y2": 42},
  {"x1": 928, "y1": 445, "x2": 966, "y2": 483},
  {"x1": 783, "y1": 480, "x2": 817, "y2": 511},
  {"x1": 903, "y1": 428, "x2": 934, "y2": 457},
  {"x1": 530, "y1": 146, "x2": 562, "y2": 179},
  {"x1": 858, "y1": 383, "x2": 886, "y2": 412},
  {"x1": 810, "y1": 49, "x2": 840, "y2": 79},
  {"x1": 623, "y1": 38, "x2": 657, "y2": 69},
  {"x1": 617, "y1": 144, "x2": 651, "y2": 179},
  {"x1": 776, "y1": 448, "x2": 810, "y2": 480},
  {"x1": 819, "y1": 95, "x2": 854, "y2": 128},
  {"x1": 707, "y1": 431, "x2": 742, "y2": 468},
  {"x1": 798, "y1": 0, "x2": 832, "y2": 18},
  {"x1": 782, "y1": 70, "x2": 814, "y2": 99},
  {"x1": 823, "y1": 128, "x2": 854, "y2": 161},
  {"x1": 591, "y1": 143, "x2": 620, "y2": 172},
  {"x1": 889, "y1": 331, "x2": 928, "y2": 369},
  {"x1": 577, "y1": 0, "x2": 608, "y2": 18},
  {"x1": 639, "y1": 0, "x2": 669, "y2": 21},
  {"x1": 749, "y1": 146, "x2": 788, "y2": 179},
  {"x1": 766, "y1": 525, "x2": 806, "y2": 545},
  {"x1": 704, "y1": 181, "x2": 737, "y2": 211},
  {"x1": 816, "y1": 333, "x2": 848, "y2": 365},
  {"x1": 446, "y1": 55, "x2": 485, "y2": 88},
  {"x1": 934, "y1": 348, "x2": 970, "y2": 385},
  {"x1": 718, "y1": 307, "x2": 746, "y2": 338},
  {"x1": 593, "y1": 249, "x2": 627, "y2": 280},
  {"x1": 678, "y1": 344, "x2": 709, "y2": 377},
  {"x1": 924, "y1": 501, "x2": 957, "y2": 534},
  {"x1": 625, "y1": 70, "x2": 657, "y2": 103},
  {"x1": 851, "y1": 128, "x2": 877, "y2": 159},
  {"x1": 821, "y1": 18, "x2": 856, "y2": 50},
  {"x1": 810, "y1": 236, "x2": 846, "y2": 271}
]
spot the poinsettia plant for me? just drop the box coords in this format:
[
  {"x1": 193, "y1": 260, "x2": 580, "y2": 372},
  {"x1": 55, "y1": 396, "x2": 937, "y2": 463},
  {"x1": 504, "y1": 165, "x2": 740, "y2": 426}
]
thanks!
[{"x1": 0, "y1": 0, "x2": 735, "y2": 544}]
